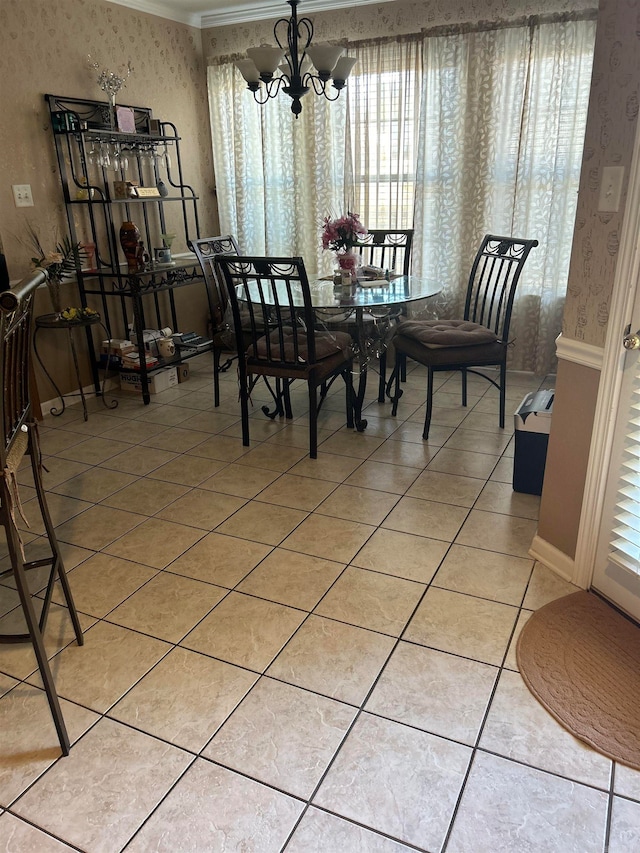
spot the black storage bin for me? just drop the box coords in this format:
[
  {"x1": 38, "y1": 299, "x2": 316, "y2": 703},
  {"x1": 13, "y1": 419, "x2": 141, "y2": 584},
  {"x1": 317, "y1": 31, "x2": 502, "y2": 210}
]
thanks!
[{"x1": 513, "y1": 390, "x2": 554, "y2": 495}]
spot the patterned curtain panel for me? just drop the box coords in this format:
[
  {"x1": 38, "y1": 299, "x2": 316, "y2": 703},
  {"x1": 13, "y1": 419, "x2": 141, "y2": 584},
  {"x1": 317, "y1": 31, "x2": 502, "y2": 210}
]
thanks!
[
  {"x1": 412, "y1": 19, "x2": 595, "y2": 372},
  {"x1": 207, "y1": 16, "x2": 595, "y2": 373},
  {"x1": 208, "y1": 63, "x2": 348, "y2": 277}
]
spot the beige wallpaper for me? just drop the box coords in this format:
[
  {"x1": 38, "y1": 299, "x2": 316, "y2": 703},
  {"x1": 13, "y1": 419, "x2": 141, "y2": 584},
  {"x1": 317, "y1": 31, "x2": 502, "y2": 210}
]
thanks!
[
  {"x1": 203, "y1": 0, "x2": 594, "y2": 58},
  {"x1": 562, "y1": 0, "x2": 640, "y2": 346},
  {"x1": 0, "y1": 0, "x2": 218, "y2": 281}
]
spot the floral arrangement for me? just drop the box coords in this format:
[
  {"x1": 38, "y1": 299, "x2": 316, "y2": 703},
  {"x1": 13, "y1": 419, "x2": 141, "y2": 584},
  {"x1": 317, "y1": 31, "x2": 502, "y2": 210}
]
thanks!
[
  {"x1": 321, "y1": 212, "x2": 367, "y2": 255},
  {"x1": 59, "y1": 306, "x2": 99, "y2": 322},
  {"x1": 28, "y1": 226, "x2": 86, "y2": 313}
]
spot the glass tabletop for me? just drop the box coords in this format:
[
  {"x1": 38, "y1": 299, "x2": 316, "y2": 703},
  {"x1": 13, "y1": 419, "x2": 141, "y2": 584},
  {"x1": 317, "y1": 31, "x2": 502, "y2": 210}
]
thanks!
[{"x1": 237, "y1": 275, "x2": 441, "y2": 309}]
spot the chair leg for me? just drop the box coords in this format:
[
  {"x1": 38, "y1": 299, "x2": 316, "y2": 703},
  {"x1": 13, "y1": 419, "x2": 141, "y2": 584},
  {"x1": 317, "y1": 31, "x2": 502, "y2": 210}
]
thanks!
[
  {"x1": 30, "y1": 442, "x2": 83, "y2": 646},
  {"x1": 390, "y1": 361, "x2": 402, "y2": 417},
  {"x1": 5, "y1": 519, "x2": 70, "y2": 755},
  {"x1": 239, "y1": 369, "x2": 251, "y2": 447},
  {"x1": 378, "y1": 351, "x2": 387, "y2": 403},
  {"x1": 499, "y1": 361, "x2": 507, "y2": 428},
  {"x1": 308, "y1": 384, "x2": 318, "y2": 459},
  {"x1": 461, "y1": 367, "x2": 468, "y2": 408},
  {"x1": 213, "y1": 348, "x2": 221, "y2": 407},
  {"x1": 400, "y1": 352, "x2": 407, "y2": 382},
  {"x1": 423, "y1": 367, "x2": 435, "y2": 440},
  {"x1": 344, "y1": 369, "x2": 354, "y2": 429},
  {"x1": 283, "y1": 380, "x2": 293, "y2": 420}
]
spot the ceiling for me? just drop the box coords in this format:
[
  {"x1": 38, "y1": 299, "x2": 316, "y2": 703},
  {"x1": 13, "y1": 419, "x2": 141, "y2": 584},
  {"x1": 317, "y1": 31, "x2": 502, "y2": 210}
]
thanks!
[{"x1": 110, "y1": 0, "x2": 394, "y2": 29}]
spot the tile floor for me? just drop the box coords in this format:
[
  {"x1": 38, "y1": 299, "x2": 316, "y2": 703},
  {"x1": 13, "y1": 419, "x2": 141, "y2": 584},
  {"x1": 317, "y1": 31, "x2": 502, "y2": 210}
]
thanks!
[{"x1": 1, "y1": 357, "x2": 639, "y2": 852}]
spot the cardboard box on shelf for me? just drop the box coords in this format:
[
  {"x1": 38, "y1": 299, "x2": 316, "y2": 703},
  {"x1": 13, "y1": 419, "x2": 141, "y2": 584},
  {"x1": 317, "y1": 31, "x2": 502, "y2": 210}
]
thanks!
[
  {"x1": 176, "y1": 363, "x2": 190, "y2": 383},
  {"x1": 119, "y1": 366, "x2": 178, "y2": 395}
]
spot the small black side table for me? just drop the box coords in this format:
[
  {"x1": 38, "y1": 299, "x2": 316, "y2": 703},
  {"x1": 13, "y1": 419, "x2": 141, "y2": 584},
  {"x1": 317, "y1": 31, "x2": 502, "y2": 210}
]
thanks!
[{"x1": 34, "y1": 313, "x2": 118, "y2": 421}]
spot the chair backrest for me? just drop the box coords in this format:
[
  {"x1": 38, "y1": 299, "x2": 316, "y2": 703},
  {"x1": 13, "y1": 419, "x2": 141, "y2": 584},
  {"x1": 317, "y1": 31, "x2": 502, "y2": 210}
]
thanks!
[
  {"x1": 215, "y1": 256, "x2": 320, "y2": 372},
  {"x1": 464, "y1": 234, "x2": 538, "y2": 341},
  {"x1": 355, "y1": 229, "x2": 414, "y2": 276},
  {"x1": 0, "y1": 270, "x2": 45, "y2": 469},
  {"x1": 189, "y1": 235, "x2": 240, "y2": 327}
]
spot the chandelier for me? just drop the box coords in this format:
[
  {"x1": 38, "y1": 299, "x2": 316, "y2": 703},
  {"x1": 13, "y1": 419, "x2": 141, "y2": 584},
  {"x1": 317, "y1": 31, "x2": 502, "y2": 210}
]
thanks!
[{"x1": 235, "y1": 0, "x2": 357, "y2": 118}]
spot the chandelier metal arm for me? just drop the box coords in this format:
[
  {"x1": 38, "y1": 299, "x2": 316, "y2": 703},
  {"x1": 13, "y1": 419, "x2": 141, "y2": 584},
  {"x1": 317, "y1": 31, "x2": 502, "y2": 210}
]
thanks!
[{"x1": 305, "y1": 74, "x2": 341, "y2": 100}]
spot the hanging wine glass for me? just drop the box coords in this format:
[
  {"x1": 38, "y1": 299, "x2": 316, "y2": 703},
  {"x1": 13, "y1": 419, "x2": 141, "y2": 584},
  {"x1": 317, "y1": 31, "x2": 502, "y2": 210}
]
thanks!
[
  {"x1": 112, "y1": 144, "x2": 121, "y2": 172},
  {"x1": 161, "y1": 143, "x2": 172, "y2": 171},
  {"x1": 87, "y1": 139, "x2": 98, "y2": 167},
  {"x1": 99, "y1": 141, "x2": 110, "y2": 168},
  {"x1": 121, "y1": 150, "x2": 129, "y2": 174}
]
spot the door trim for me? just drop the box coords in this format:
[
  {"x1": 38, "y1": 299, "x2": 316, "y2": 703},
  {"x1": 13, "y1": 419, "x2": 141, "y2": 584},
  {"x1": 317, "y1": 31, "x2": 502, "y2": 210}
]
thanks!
[{"x1": 573, "y1": 121, "x2": 640, "y2": 590}]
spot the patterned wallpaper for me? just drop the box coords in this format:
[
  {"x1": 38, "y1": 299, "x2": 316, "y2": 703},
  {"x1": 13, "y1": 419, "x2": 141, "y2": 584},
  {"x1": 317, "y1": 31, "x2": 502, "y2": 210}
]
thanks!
[
  {"x1": 563, "y1": 0, "x2": 640, "y2": 346},
  {"x1": 0, "y1": 0, "x2": 218, "y2": 279},
  {"x1": 203, "y1": 0, "x2": 595, "y2": 58}
]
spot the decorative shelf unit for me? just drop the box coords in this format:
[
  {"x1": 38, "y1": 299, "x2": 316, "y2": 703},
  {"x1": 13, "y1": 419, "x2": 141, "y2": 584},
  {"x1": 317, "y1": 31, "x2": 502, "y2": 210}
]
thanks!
[{"x1": 45, "y1": 94, "x2": 210, "y2": 404}]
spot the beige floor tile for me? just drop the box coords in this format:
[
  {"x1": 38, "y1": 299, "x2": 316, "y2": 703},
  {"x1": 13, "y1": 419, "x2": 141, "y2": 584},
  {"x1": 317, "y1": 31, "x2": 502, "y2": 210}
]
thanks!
[
  {"x1": 36, "y1": 428, "x2": 87, "y2": 457},
  {"x1": 614, "y1": 764, "x2": 640, "y2": 801},
  {"x1": 107, "y1": 572, "x2": 227, "y2": 643},
  {"x1": 367, "y1": 438, "x2": 437, "y2": 468},
  {"x1": 315, "y1": 713, "x2": 471, "y2": 851},
  {"x1": 504, "y1": 609, "x2": 533, "y2": 670},
  {"x1": 0, "y1": 673, "x2": 17, "y2": 697},
  {"x1": 256, "y1": 473, "x2": 337, "y2": 511},
  {"x1": 389, "y1": 421, "x2": 454, "y2": 446},
  {"x1": 0, "y1": 682, "x2": 97, "y2": 805},
  {"x1": 0, "y1": 812, "x2": 77, "y2": 851},
  {"x1": 103, "y1": 517, "x2": 204, "y2": 569},
  {"x1": 264, "y1": 422, "x2": 335, "y2": 449},
  {"x1": 22, "y1": 456, "x2": 90, "y2": 491},
  {"x1": 427, "y1": 447, "x2": 500, "y2": 479},
  {"x1": 52, "y1": 553, "x2": 158, "y2": 617},
  {"x1": 286, "y1": 807, "x2": 416, "y2": 852},
  {"x1": 489, "y1": 454, "x2": 514, "y2": 483},
  {"x1": 316, "y1": 484, "x2": 400, "y2": 525},
  {"x1": 267, "y1": 614, "x2": 394, "y2": 706},
  {"x1": 237, "y1": 549, "x2": 344, "y2": 610},
  {"x1": 110, "y1": 646, "x2": 257, "y2": 752},
  {"x1": 99, "y1": 418, "x2": 169, "y2": 445},
  {"x1": 315, "y1": 566, "x2": 425, "y2": 636},
  {"x1": 288, "y1": 452, "x2": 363, "y2": 483},
  {"x1": 455, "y1": 509, "x2": 538, "y2": 558},
  {"x1": 182, "y1": 592, "x2": 306, "y2": 671},
  {"x1": 235, "y1": 442, "x2": 309, "y2": 472},
  {"x1": 459, "y1": 410, "x2": 511, "y2": 433},
  {"x1": 476, "y1": 479, "x2": 541, "y2": 519},
  {"x1": 410, "y1": 406, "x2": 467, "y2": 429},
  {"x1": 367, "y1": 641, "x2": 497, "y2": 744},
  {"x1": 52, "y1": 466, "x2": 138, "y2": 502},
  {"x1": 523, "y1": 562, "x2": 580, "y2": 610},
  {"x1": 281, "y1": 514, "x2": 375, "y2": 563},
  {"x1": 204, "y1": 677, "x2": 355, "y2": 798},
  {"x1": 124, "y1": 759, "x2": 303, "y2": 853},
  {"x1": 132, "y1": 403, "x2": 194, "y2": 426},
  {"x1": 146, "y1": 453, "x2": 227, "y2": 486},
  {"x1": 352, "y1": 528, "x2": 448, "y2": 583},
  {"x1": 54, "y1": 412, "x2": 130, "y2": 438},
  {"x1": 186, "y1": 434, "x2": 253, "y2": 463},
  {"x1": 382, "y1": 495, "x2": 469, "y2": 542},
  {"x1": 406, "y1": 469, "x2": 485, "y2": 507},
  {"x1": 444, "y1": 427, "x2": 512, "y2": 455},
  {"x1": 609, "y1": 797, "x2": 640, "y2": 853},
  {"x1": 317, "y1": 431, "x2": 384, "y2": 460},
  {"x1": 140, "y1": 426, "x2": 211, "y2": 453},
  {"x1": 168, "y1": 531, "x2": 271, "y2": 588},
  {"x1": 54, "y1": 504, "x2": 146, "y2": 551},
  {"x1": 156, "y1": 488, "x2": 246, "y2": 530},
  {"x1": 221, "y1": 416, "x2": 291, "y2": 443},
  {"x1": 55, "y1": 436, "x2": 131, "y2": 465},
  {"x1": 100, "y1": 477, "x2": 190, "y2": 514},
  {"x1": 175, "y1": 409, "x2": 239, "y2": 433},
  {"x1": 199, "y1": 463, "x2": 280, "y2": 498},
  {"x1": 13, "y1": 717, "x2": 191, "y2": 853},
  {"x1": 405, "y1": 587, "x2": 518, "y2": 666},
  {"x1": 480, "y1": 670, "x2": 611, "y2": 787},
  {"x1": 38, "y1": 620, "x2": 169, "y2": 712},
  {"x1": 102, "y1": 445, "x2": 179, "y2": 476},
  {"x1": 0, "y1": 603, "x2": 94, "y2": 681},
  {"x1": 18, "y1": 492, "x2": 93, "y2": 536},
  {"x1": 216, "y1": 500, "x2": 307, "y2": 546},
  {"x1": 344, "y1": 459, "x2": 421, "y2": 494},
  {"x1": 434, "y1": 544, "x2": 534, "y2": 605},
  {"x1": 446, "y1": 752, "x2": 608, "y2": 853}
]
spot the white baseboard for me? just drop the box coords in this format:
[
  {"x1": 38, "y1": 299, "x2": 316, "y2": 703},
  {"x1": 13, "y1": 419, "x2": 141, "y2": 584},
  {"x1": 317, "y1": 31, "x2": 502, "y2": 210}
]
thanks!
[
  {"x1": 39, "y1": 377, "x2": 119, "y2": 419},
  {"x1": 528, "y1": 533, "x2": 579, "y2": 585}
]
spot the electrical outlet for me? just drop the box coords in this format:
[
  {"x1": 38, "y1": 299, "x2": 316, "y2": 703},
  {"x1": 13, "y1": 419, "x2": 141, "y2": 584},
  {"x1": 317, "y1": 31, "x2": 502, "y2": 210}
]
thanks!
[
  {"x1": 598, "y1": 166, "x2": 624, "y2": 212},
  {"x1": 12, "y1": 184, "x2": 34, "y2": 208}
]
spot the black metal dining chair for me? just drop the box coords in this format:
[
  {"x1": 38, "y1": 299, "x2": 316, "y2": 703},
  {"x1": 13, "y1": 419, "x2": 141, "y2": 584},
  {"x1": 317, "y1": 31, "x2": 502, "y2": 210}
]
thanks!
[
  {"x1": 390, "y1": 234, "x2": 538, "y2": 438},
  {"x1": 190, "y1": 235, "x2": 240, "y2": 407},
  {"x1": 0, "y1": 270, "x2": 83, "y2": 755},
  {"x1": 323, "y1": 229, "x2": 414, "y2": 403},
  {"x1": 214, "y1": 255, "x2": 356, "y2": 458}
]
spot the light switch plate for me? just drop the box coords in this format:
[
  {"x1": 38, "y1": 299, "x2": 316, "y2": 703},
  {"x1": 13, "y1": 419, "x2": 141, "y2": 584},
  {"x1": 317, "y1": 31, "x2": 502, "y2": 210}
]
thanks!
[
  {"x1": 12, "y1": 184, "x2": 34, "y2": 207},
  {"x1": 598, "y1": 166, "x2": 624, "y2": 212}
]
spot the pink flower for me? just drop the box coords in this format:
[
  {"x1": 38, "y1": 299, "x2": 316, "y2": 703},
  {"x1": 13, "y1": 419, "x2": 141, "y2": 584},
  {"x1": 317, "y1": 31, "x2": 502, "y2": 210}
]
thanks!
[{"x1": 322, "y1": 212, "x2": 367, "y2": 253}]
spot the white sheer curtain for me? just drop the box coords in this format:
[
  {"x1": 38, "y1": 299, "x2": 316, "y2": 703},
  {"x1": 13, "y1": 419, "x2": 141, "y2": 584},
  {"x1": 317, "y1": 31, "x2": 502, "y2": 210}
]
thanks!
[
  {"x1": 412, "y1": 18, "x2": 595, "y2": 372},
  {"x1": 208, "y1": 63, "x2": 348, "y2": 276},
  {"x1": 207, "y1": 15, "x2": 595, "y2": 373}
]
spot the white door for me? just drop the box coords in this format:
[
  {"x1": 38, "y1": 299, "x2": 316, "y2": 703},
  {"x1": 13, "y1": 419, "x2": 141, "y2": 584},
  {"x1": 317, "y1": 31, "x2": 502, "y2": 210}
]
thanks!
[{"x1": 591, "y1": 316, "x2": 640, "y2": 623}]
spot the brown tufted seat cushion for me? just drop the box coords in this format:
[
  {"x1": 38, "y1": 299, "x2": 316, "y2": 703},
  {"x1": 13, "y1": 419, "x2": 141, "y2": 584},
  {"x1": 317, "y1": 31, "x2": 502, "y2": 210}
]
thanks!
[
  {"x1": 249, "y1": 328, "x2": 352, "y2": 363},
  {"x1": 394, "y1": 318, "x2": 499, "y2": 348}
]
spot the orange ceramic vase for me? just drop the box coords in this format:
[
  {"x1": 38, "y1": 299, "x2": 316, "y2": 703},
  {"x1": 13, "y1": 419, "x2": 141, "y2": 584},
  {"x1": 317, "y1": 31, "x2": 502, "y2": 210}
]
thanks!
[{"x1": 119, "y1": 221, "x2": 141, "y2": 272}]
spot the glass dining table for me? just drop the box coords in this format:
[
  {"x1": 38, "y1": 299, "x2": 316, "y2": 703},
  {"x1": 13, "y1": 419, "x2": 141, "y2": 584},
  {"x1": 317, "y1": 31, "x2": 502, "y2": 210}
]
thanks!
[{"x1": 237, "y1": 274, "x2": 442, "y2": 431}]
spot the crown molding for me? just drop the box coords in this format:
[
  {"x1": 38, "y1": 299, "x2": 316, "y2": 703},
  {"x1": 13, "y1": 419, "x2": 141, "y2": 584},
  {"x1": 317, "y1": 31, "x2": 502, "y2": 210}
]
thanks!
[
  {"x1": 201, "y1": 0, "x2": 394, "y2": 29},
  {"x1": 107, "y1": 0, "x2": 201, "y2": 27}
]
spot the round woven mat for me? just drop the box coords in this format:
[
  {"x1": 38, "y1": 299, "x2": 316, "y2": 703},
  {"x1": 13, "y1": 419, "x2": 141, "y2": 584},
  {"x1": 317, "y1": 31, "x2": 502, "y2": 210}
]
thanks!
[{"x1": 516, "y1": 590, "x2": 640, "y2": 770}]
